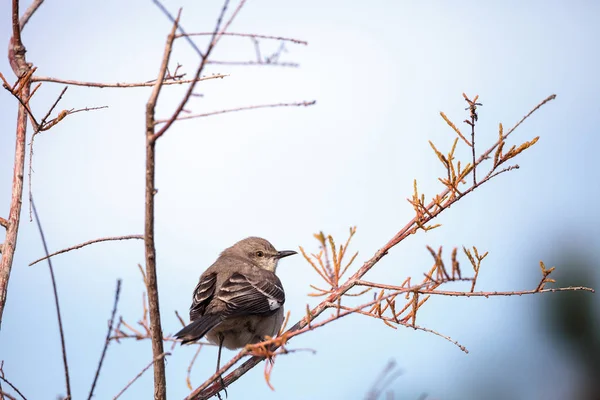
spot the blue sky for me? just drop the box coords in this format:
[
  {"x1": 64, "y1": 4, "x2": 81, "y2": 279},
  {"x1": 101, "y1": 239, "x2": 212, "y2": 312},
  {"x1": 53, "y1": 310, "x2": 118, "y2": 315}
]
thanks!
[{"x1": 1, "y1": 0, "x2": 599, "y2": 399}]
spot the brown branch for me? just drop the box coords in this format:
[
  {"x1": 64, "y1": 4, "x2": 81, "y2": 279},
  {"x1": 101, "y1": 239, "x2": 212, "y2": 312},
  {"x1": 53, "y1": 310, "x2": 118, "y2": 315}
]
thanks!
[
  {"x1": 155, "y1": 100, "x2": 315, "y2": 123},
  {"x1": 28, "y1": 86, "x2": 68, "y2": 221},
  {"x1": 112, "y1": 352, "x2": 170, "y2": 400},
  {"x1": 179, "y1": 32, "x2": 307, "y2": 45},
  {"x1": 29, "y1": 235, "x2": 143, "y2": 266},
  {"x1": 0, "y1": 362, "x2": 27, "y2": 400},
  {"x1": 1, "y1": 0, "x2": 30, "y2": 328},
  {"x1": 88, "y1": 280, "x2": 122, "y2": 400},
  {"x1": 207, "y1": 60, "x2": 299, "y2": 67},
  {"x1": 143, "y1": 8, "x2": 184, "y2": 399},
  {"x1": 186, "y1": 346, "x2": 203, "y2": 390},
  {"x1": 30, "y1": 74, "x2": 228, "y2": 88},
  {"x1": 189, "y1": 94, "x2": 560, "y2": 398},
  {"x1": 420, "y1": 286, "x2": 594, "y2": 296},
  {"x1": 152, "y1": 0, "x2": 232, "y2": 141},
  {"x1": 19, "y1": 0, "x2": 44, "y2": 30},
  {"x1": 0, "y1": 389, "x2": 17, "y2": 400},
  {"x1": 30, "y1": 197, "x2": 71, "y2": 398}
]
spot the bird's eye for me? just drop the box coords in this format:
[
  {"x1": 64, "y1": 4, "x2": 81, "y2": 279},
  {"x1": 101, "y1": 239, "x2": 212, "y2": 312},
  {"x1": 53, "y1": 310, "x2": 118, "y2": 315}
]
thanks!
[{"x1": 256, "y1": 251, "x2": 264, "y2": 257}]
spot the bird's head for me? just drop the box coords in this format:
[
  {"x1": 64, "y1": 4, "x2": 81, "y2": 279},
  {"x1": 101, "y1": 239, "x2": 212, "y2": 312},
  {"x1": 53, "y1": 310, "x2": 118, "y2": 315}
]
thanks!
[{"x1": 226, "y1": 237, "x2": 297, "y2": 272}]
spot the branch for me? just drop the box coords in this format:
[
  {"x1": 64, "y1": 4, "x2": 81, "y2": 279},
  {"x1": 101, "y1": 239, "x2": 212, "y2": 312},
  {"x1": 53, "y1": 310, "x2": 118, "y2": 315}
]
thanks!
[
  {"x1": 0, "y1": 362, "x2": 27, "y2": 400},
  {"x1": 1, "y1": 0, "x2": 31, "y2": 328},
  {"x1": 29, "y1": 235, "x2": 143, "y2": 266},
  {"x1": 188, "y1": 94, "x2": 562, "y2": 398},
  {"x1": 30, "y1": 196, "x2": 71, "y2": 398},
  {"x1": 152, "y1": 0, "x2": 232, "y2": 141},
  {"x1": 30, "y1": 74, "x2": 228, "y2": 88},
  {"x1": 112, "y1": 352, "x2": 170, "y2": 400},
  {"x1": 419, "y1": 286, "x2": 595, "y2": 297},
  {"x1": 155, "y1": 100, "x2": 315, "y2": 123},
  {"x1": 88, "y1": 280, "x2": 122, "y2": 400},
  {"x1": 19, "y1": 0, "x2": 44, "y2": 30},
  {"x1": 179, "y1": 32, "x2": 307, "y2": 45},
  {"x1": 142, "y1": 7, "x2": 184, "y2": 399}
]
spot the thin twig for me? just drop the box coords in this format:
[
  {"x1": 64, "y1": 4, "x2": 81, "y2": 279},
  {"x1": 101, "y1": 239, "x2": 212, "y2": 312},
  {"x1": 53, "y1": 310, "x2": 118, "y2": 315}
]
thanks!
[
  {"x1": 31, "y1": 74, "x2": 227, "y2": 88},
  {"x1": 88, "y1": 280, "x2": 122, "y2": 400},
  {"x1": 207, "y1": 60, "x2": 299, "y2": 67},
  {"x1": 29, "y1": 235, "x2": 143, "y2": 266},
  {"x1": 112, "y1": 353, "x2": 170, "y2": 400},
  {"x1": 420, "y1": 286, "x2": 594, "y2": 297},
  {"x1": 186, "y1": 345, "x2": 203, "y2": 390},
  {"x1": 179, "y1": 32, "x2": 307, "y2": 45},
  {"x1": 152, "y1": 0, "x2": 232, "y2": 140},
  {"x1": 28, "y1": 86, "x2": 68, "y2": 221},
  {"x1": 0, "y1": 364, "x2": 27, "y2": 400},
  {"x1": 155, "y1": 100, "x2": 315, "y2": 123},
  {"x1": 30, "y1": 196, "x2": 71, "y2": 399}
]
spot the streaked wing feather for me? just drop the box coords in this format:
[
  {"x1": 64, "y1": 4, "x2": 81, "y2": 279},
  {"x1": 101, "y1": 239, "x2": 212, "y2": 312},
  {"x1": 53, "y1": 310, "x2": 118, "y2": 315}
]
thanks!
[
  {"x1": 218, "y1": 272, "x2": 284, "y2": 316},
  {"x1": 189, "y1": 272, "x2": 217, "y2": 321}
]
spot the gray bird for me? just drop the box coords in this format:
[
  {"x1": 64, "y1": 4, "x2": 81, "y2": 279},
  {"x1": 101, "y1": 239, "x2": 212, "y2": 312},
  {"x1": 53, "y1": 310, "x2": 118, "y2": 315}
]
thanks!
[{"x1": 174, "y1": 237, "x2": 296, "y2": 381}]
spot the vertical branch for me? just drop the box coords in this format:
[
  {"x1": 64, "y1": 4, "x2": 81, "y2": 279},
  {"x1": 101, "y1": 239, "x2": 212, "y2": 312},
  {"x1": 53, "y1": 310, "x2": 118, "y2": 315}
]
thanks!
[
  {"x1": 143, "y1": 10, "x2": 182, "y2": 400},
  {"x1": 0, "y1": 0, "x2": 31, "y2": 328}
]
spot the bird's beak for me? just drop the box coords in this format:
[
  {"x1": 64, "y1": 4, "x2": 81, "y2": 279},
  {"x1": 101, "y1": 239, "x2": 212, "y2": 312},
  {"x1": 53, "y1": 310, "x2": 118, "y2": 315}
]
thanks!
[{"x1": 276, "y1": 250, "x2": 297, "y2": 259}]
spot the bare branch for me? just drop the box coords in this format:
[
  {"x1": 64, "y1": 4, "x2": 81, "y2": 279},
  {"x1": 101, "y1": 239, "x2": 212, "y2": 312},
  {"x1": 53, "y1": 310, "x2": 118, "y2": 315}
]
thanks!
[
  {"x1": 30, "y1": 196, "x2": 71, "y2": 398},
  {"x1": 179, "y1": 32, "x2": 307, "y2": 45},
  {"x1": 152, "y1": 0, "x2": 232, "y2": 141},
  {"x1": 29, "y1": 235, "x2": 143, "y2": 266},
  {"x1": 112, "y1": 353, "x2": 170, "y2": 400},
  {"x1": 155, "y1": 100, "x2": 315, "y2": 123},
  {"x1": 420, "y1": 286, "x2": 594, "y2": 297},
  {"x1": 88, "y1": 280, "x2": 122, "y2": 400},
  {"x1": 0, "y1": 362, "x2": 27, "y2": 400},
  {"x1": 207, "y1": 60, "x2": 299, "y2": 67},
  {"x1": 143, "y1": 7, "x2": 185, "y2": 398},
  {"x1": 1, "y1": 0, "x2": 31, "y2": 328},
  {"x1": 19, "y1": 0, "x2": 44, "y2": 30},
  {"x1": 31, "y1": 74, "x2": 228, "y2": 88}
]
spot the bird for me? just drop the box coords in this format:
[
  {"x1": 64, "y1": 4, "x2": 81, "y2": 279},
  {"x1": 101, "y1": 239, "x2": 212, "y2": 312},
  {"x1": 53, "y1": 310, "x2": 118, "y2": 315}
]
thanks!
[{"x1": 174, "y1": 236, "x2": 297, "y2": 388}]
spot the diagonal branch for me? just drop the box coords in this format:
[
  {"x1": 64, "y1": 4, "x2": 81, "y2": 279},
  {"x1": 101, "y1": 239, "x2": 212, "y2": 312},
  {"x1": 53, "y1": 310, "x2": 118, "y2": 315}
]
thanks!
[
  {"x1": 29, "y1": 235, "x2": 144, "y2": 266},
  {"x1": 30, "y1": 196, "x2": 71, "y2": 398},
  {"x1": 88, "y1": 280, "x2": 122, "y2": 400}
]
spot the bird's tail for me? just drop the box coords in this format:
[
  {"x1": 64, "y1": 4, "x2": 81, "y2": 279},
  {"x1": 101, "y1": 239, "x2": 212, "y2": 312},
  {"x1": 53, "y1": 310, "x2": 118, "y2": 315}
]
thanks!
[{"x1": 174, "y1": 314, "x2": 223, "y2": 344}]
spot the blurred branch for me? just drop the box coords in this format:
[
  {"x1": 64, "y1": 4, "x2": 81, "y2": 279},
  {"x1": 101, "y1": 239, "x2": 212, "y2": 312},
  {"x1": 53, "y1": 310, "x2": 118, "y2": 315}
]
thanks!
[
  {"x1": 365, "y1": 360, "x2": 402, "y2": 400},
  {"x1": 29, "y1": 235, "x2": 144, "y2": 266}
]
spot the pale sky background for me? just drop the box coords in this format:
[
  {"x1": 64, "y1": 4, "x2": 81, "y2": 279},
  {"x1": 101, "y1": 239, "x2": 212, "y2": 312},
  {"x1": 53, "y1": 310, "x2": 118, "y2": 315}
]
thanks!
[{"x1": 1, "y1": 0, "x2": 599, "y2": 399}]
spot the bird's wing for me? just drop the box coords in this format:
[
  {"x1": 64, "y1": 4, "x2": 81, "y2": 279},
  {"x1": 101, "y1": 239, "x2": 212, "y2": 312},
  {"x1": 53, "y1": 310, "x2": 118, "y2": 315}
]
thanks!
[
  {"x1": 189, "y1": 272, "x2": 217, "y2": 321},
  {"x1": 217, "y1": 271, "x2": 285, "y2": 316}
]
